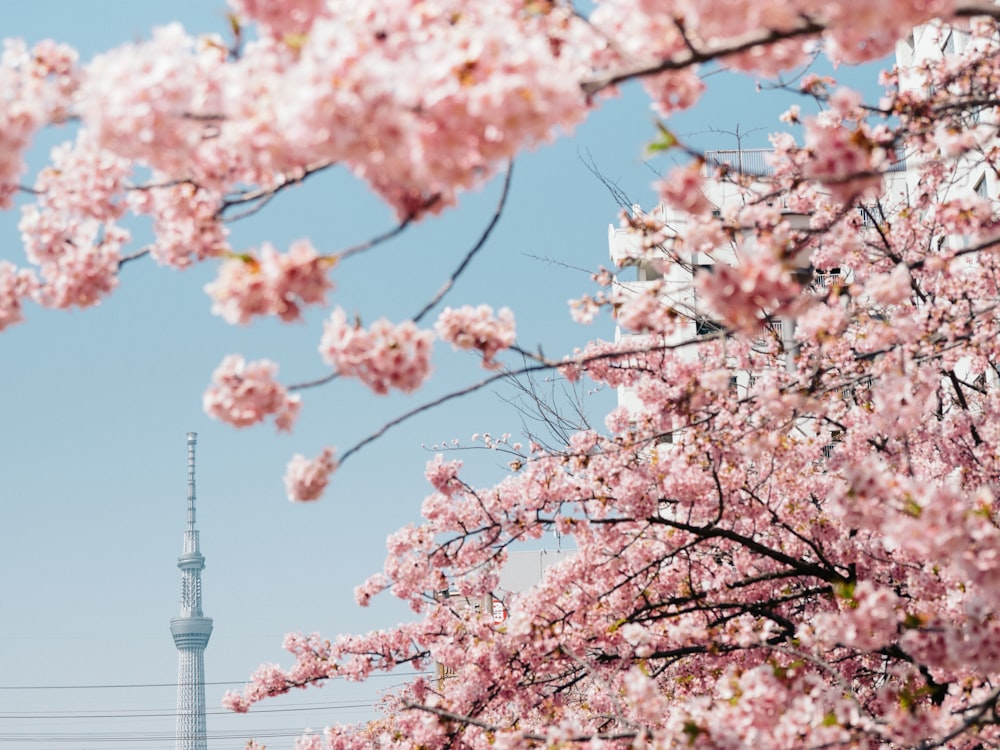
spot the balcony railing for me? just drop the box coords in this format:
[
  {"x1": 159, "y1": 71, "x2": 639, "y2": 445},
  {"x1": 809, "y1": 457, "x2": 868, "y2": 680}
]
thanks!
[
  {"x1": 703, "y1": 148, "x2": 908, "y2": 178},
  {"x1": 704, "y1": 149, "x2": 776, "y2": 177}
]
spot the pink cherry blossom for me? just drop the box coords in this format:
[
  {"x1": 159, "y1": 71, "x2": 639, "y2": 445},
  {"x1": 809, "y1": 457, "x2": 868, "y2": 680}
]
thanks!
[
  {"x1": 284, "y1": 447, "x2": 337, "y2": 502},
  {"x1": 6, "y1": 4, "x2": 1000, "y2": 750},
  {"x1": 424, "y1": 454, "x2": 464, "y2": 496},
  {"x1": 656, "y1": 163, "x2": 714, "y2": 216},
  {"x1": 129, "y1": 181, "x2": 229, "y2": 269},
  {"x1": 0, "y1": 261, "x2": 36, "y2": 330},
  {"x1": 319, "y1": 308, "x2": 433, "y2": 395},
  {"x1": 434, "y1": 304, "x2": 515, "y2": 369},
  {"x1": 78, "y1": 24, "x2": 227, "y2": 177},
  {"x1": 695, "y1": 248, "x2": 803, "y2": 332},
  {"x1": 203, "y1": 355, "x2": 300, "y2": 431},
  {"x1": 0, "y1": 38, "x2": 79, "y2": 209},
  {"x1": 206, "y1": 240, "x2": 333, "y2": 324},
  {"x1": 799, "y1": 89, "x2": 887, "y2": 204},
  {"x1": 228, "y1": 0, "x2": 328, "y2": 39},
  {"x1": 21, "y1": 215, "x2": 126, "y2": 310}
]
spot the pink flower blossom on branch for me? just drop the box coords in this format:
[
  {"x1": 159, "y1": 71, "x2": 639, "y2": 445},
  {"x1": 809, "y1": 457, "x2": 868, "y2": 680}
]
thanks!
[
  {"x1": 205, "y1": 240, "x2": 333, "y2": 324},
  {"x1": 656, "y1": 163, "x2": 714, "y2": 216},
  {"x1": 800, "y1": 89, "x2": 886, "y2": 204},
  {"x1": 21, "y1": 215, "x2": 127, "y2": 310},
  {"x1": 434, "y1": 304, "x2": 516, "y2": 369},
  {"x1": 203, "y1": 355, "x2": 300, "y2": 431},
  {"x1": 222, "y1": 662, "x2": 289, "y2": 713},
  {"x1": 695, "y1": 249, "x2": 803, "y2": 332},
  {"x1": 424, "y1": 454, "x2": 463, "y2": 496},
  {"x1": 17, "y1": 133, "x2": 131, "y2": 311},
  {"x1": 284, "y1": 447, "x2": 337, "y2": 502},
  {"x1": 33, "y1": 134, "x2": 131, "y2": 223},
  {"x1": 78, "y1": 24, "x2": 227, "y2": 176},
  {"x1": 129, "y1": 181, "x2": 229, "y2": 270},
  {"x1": 319, "y1": 308, "x2": 433, "y2": 395},
  {"x1": 13, "y1": 3, "x2": 1000, "y2": 749},
  {"x1": 228, "y1": 0, "x2": 328, "y2": 39},
  {"x1": 0, "y1": 39, "x2": 79, "y2": 209},
  {"x1": 0, "y1": 261, "x2": 36, "y2": 330}
]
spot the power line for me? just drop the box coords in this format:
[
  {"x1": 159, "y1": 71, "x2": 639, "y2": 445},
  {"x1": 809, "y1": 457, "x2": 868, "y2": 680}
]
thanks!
[
  {"x1": 0, "y1": 701, "x2": 377, "y2": 720},
  {"x1": 0, "y1": 681, "x2": 244, "y2": 691},
  {"x1": 0, "y1": 672, "x2": 429, "y2": 690},
  {"x1": 0, "y1": 727, "x2": 336, "y2": 742},
  {"x1": 0, "y1": 696, "x2": 364, "y2": 717}
]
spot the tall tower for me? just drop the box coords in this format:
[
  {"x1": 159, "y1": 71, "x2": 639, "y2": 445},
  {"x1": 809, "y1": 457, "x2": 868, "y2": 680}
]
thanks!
[{"x1": 170, "y1": 432, "x2": 213, "y2": 750}]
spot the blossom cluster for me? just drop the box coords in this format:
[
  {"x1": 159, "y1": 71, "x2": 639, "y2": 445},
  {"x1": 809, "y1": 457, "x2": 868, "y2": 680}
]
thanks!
[
  {"x1": 128, "y1": 181, "x2": 230, "y2": 269},
  {"x1": 434, "y1": 304, "x2": 516, "y2": 369},
  {"x1": 695, "y1": 249, "x2": 803, "y2": 332},
  {"x1": 656, "y1": 163, "x2": 714, "y2": 216},
  {"x1": 0, "y1": 38, "x2": 78, "y2": 209},
  {"x1": 206, "y1": 240, "x2": 333, "y2": 324},
  {"x1": 221, "y1": 21, "x2": 1000, "y2": 746},
  {"x1": 202, "y1": 355, "x2": 300, "y2": 431},
  {"x1": 0, "y1": 261, "x2": 36, "y2": 331},
  {"x1": 319, "y1": 308, "x2": 434, "y2": 395},
  {"x1": 283, "y1": 447, "x2": 337, "y2": 502},
  {"x1": 800, "y1": 89, "x2": 889, "y2": 204},
  {"x1": 10, "y1": 4, "x2": 1000, "y2": 750},
  {"x1": 228, "y1": 0, "x2": 328, "y2": 39}
]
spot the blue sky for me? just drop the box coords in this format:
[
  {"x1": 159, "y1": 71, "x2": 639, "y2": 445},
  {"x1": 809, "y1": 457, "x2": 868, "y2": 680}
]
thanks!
[{"x1": 0, "y1": 3, "x2": 888, "y2": 748}]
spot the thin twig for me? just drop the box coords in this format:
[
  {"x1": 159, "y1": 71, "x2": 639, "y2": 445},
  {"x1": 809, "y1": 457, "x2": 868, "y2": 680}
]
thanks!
[
  {"x1": 411, "y1": 162, "x2": 514, "y2": 324},
  {"x1": 289, "y1": 371, "x2": 339, "y2": 391},
  {"x1": 402, "y1": 700, "x2": 641, "y2": 743},
  {"x1": 332, "y1": 334, "x2": 710, "y2": 467},
  {"x1": 581, "y1": 18, "x2": 825, "y2": 96},
  {"x1": 332, "y1": 199, "x2": 438, "y2": 264},
  {"x1": 221, "y1": 189, "x2": 280, "y2": 223},
  {"x1": 337, "y1": 363, "x2": 551, "y2": 466},
  {"x1": 216, "y1": 161, "x2": 335, "y2": 217},
  {"x1": 522, "y1": 253, "x2": 593, "y2": 276},
  {"x1": 117, "y1": 248, "x2": 150, "y2": 269},
  {"x1": 288, "y1": 173, "x2": 509, "y2": 390}
]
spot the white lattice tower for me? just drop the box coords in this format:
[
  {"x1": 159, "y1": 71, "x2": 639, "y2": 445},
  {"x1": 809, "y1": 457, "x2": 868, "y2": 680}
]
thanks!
[{"x1": 170, "y1": 433, "x2": 213, "y2": 750}]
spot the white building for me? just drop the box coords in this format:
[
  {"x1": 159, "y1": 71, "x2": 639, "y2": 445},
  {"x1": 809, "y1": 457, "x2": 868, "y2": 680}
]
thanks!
[{"x1": 608, "y1": 20, "x2": 997, "y2": 427}]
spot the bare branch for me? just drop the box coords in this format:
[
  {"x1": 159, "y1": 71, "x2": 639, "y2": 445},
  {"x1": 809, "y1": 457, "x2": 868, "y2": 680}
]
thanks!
[{"x1": 411, "y1": 162, "x2": 514, "y2": 324}]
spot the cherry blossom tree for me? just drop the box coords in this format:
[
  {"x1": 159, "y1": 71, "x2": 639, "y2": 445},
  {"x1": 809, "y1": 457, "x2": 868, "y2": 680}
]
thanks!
[{"x1": 6, "y1": 0, "x2": 1000, "y2": 747}]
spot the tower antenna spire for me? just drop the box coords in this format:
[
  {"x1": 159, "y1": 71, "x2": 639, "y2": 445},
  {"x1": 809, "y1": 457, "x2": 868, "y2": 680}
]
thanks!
[
  {"x1": 186, "y1": 432, "x2": 196, "y2": 533},
  {"x1": 170, "y1": 432, "x2": 212, "y2": 750}
]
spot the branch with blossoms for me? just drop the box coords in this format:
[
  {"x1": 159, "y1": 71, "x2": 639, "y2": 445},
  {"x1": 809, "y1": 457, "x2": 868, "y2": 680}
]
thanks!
[
  {"x1": 283, "y1": 162, "x2": 515, "y2": 393},
  {"x1": 400, "y1": 702, "x2": 648, "y2": 745},
  {"x1": 11, "y1": 3, "x2": 1000, "y2": 749},
  {"x1": 220, "y1": 11, "x2": 1000, "y2": 750},
  {"x1": 219, "y1": 325, "x2": 738, "y2": 504},
  {"x1": 580, "y1": 16, "x2": 826, "y2": 97},
  {"x1": 411, "y1": 165, "x2": 514, "y2": 325}
]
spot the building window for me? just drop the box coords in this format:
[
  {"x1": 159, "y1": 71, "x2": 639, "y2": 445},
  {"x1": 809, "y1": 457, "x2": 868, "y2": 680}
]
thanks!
[
  {"x1": 754, "y1": 319, "x2": 783, "y2": 342},
  {"x1": 976, "y1": 176, "x2": 989, "y2": 199},
  {"x1": 858, "y1": 204, "x2": 885, "y2": 228},
  {"x1": 696, "y1": 319, "x2": 724, "y2": 337},
  {"x1": 822, "y1": 431, "x2": 844, "y2": 459},
  {"x1": 941, "y1": 30, "x2": 955, "y2": 55},
  {"x1": 813, "y1": 267, "x2": 841, "y2": 289},
  {"x1": 638, "y1": 261, "x2": 664, "y2": 282}
]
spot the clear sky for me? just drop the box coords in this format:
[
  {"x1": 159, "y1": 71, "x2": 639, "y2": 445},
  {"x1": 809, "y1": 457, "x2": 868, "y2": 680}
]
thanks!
[{"x1": 0, "y1": 3, "x2": 888, "y2": 748}]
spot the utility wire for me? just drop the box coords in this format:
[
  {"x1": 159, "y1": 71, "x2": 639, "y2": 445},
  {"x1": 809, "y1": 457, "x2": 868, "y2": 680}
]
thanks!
[
  {"x1": 0, "y1": 671, "x2": 429, "y2": 690},
  {"x1": 0, "y1": 701, "x2": 376, "y2": 720}
]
